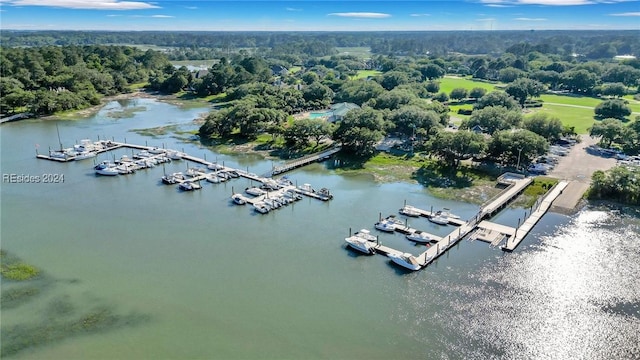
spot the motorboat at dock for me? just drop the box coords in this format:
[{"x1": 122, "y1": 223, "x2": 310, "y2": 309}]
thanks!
[
  {"x1": 406, "y1": 231, "x2": 433, "y2": 244},
  {"x1": 387, "y1": 252, "x2": 422, "y2": 271},
  {"x1": 345, "y1": 235, "x2": 376, "y2": 255},
  {"x1": 399, "y1": 205, "x2": 420, "y2": 217}
]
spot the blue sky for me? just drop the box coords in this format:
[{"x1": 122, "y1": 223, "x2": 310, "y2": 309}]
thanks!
[{"x1": 0, "y1": 0, "x2": 638, "y2": 31}]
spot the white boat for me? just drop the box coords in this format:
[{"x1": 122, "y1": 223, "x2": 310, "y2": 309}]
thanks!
[
  {"x1": 406, "y1": 231, "x2": 433, "y2": 244},
  {"x1": 298, "y1": 183, "x2": 315, "y2": 193},
  {"x1": 207, "y1": 163, "x2": 224, "y2": 171},
  {"x1": 429, "y1": 209, "x2": 451, "y2": 225},
  {"x1": 116, "y1": 162, "x2": 137, "y2": 174},
  {"x1": 206, "y1": 173, "x2": 221, "y2": 183},
  {"x1": 162, "y1": 172, "x2": 185, "y2": 184},
  {"x1": 253, "y1": 202, "x2": 270, "y2": 214},
  {"x1": 167, "y1": 150, "x2": 185, "y2": 160},
  {"x1": 375, "y1": 220, "x2": 396, "y2": 233},
  {"x1": 94, "y1": 161, "x2": 119, "y2": 176},
  {"x1": 429, "y1": 214, "x2": 449, "y2": 225},
  {"x1": 148, "y1": 147, "x2": 165, "y2": 154},
  {"x1": 73, "y1": 151, "x2": 96, "y2": 160},
  {"x1": 134, "y1": 150, "x2": 152, "y2": 159},
  {"x1": 399, "y1": 205, "x2": 420, "y2": 217},
  {"x1": 354, "y1": 229, "x2": 377, "y2": 242},
  {"x1": 263, "y1": 198, "x2": 281, "y2": 209},
  {"x1": 185, "y1": 167, "x2": 207, "y2": 177},
  {"x1": 345, "y1": 235, "x2": 376, "y2": 255},
  {"x1": 49, "y1": 149, "x2": 75, "y2": 160},
  {"x1": 231, "y1": 193, "x2": 248, "y2": 205},
  {"x1": 283, "y1": 190, "x2": 303, "y2": 201},
  {"x1": 118, "y1": 154, "x2": 133, "y2": 163},
  {"x1": 245, "y1": 187, "x2": 266, "y2": 196},
  {"x1": 387, "y1": 252, "x2": 422, "y2": 271},
  {"x1": 178, "y1": 180, "x2": 201, "y2": 191}
]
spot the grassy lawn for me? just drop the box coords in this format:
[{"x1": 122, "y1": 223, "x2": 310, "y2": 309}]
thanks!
[
  {"x1": 527, "y1": 104, "x2": 596, "y2": 134},
  {"x1": 438, "y1": 76, "x2": 502, "y2": 95},
  {"x1": 351, "y1": 70, "x2": 382, "y2": 80},
  {"x1": 288, "y1": 66, "x2": 302, "y2": 74},
  {"x1": 539, "y1": 94, "x2": 604, "y2": 107},
  {"x1": 171, "y1": 59, "x2": 218, "y2": 68},
  {"x1": 335, "y1": 47, "x2": 372, "y2": 59}
]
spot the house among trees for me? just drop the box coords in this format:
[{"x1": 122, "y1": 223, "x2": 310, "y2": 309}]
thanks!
[
  {"x1": 270, "y1": 65, "x2": 289, "y2": 76},
  {"x1": 194, "y1": 69, "x2": 209, "y2": 79},
  {"x1": 471, "y1": 124, "x2": 487, "y2": 134},
  {"x1": 328, "y1": 102, "x2": 360, "y2": 122}
]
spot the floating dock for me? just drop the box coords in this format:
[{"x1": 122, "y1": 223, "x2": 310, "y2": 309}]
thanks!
[
  {"x1": 37, "y1": 139, "x2": 334, "y2": 210},
  {"x1": 353, "y1": 176, "x2": 568, "y2": 271}
]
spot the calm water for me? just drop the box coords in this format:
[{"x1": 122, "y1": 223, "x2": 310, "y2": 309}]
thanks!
[{"x1": 1, "y1": 98, "x2": 639, "y2": 359}]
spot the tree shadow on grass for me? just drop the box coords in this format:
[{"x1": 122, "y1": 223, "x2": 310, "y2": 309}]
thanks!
[{"x1": 412, "y1": 161, "x2": 499, "y2": 189}]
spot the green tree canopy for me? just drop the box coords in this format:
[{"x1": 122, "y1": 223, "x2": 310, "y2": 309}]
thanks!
[
  {"x1": 488, "y1": 129, "x2": 549, "y2": 167},
  {"x1": 594, "y1": 99, "x2": 632, "y2": 120},
  {"x1": 464, "y1": 105, "x2": 523, "y2": 134}
]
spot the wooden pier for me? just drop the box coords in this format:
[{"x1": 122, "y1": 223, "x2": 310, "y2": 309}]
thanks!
[
  {"x1": 501, "y1": 180, "x2": 568, "y2": 251},
  {"x1": 36, "y1": 139, "x2": 334, "y2": 209},
  {"x1": 355, "y1": 175, "x2": 566, "y2": 270},
  {"x1": 265, "y1": 146, "x2": 341, "y2": 177}
]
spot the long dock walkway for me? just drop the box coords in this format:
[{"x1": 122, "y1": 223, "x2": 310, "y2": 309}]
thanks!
[
  {"x1": 265, "y1": 146, "x2": 341, "y2": 177},
  {"x1": 358, "y1": 175, "x2": 562, "y2": 270},
  {"x1": 502, "y1": 180, "x2": 568, "y2": 251}
]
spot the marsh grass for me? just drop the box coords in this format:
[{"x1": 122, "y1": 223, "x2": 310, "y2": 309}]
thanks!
[
  {"x1": 1, "y1": 305, "x2": 151, "y2": 358},
  {"x1": 1, "y1": 250, "x2": 41, "y2": 281},
  {"x1": 106, "y1": 106, "x2": 147, "y2": 119},
  {"x1": 0, "y1": 250, "x2": 151, "y2": 358}
]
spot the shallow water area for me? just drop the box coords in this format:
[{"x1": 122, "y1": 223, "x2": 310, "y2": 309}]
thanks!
[{"x1": 1, "y1": 99, "x2": 639, "y2": 359}]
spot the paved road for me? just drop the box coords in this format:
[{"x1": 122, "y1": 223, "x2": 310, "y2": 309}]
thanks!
[
  {"x1": 547, "y1": 135, "x2": 617, "y2": 211},
  {"x1": 544, "y1": 102, "x2": 640, "y2": 115},
  {"x1": 548, "y1": 135, "x2": 617, "y2": 183}
]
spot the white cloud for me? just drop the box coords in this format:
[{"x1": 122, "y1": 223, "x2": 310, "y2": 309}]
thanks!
[
  {"x1": 150, "y1": 14, "x2": 172, "y2": 18},
  {"x1": 477, "y1": 17, "x2": 497, "y2": 21},
  {"x1": 286, "y1": 7, "x2": 302, "y2": 11},
  {"x1": 515, "y1": 17, "x2": 547, "y2": 20},
  {"x1": 610, "y1": 12, "x2": 640, "y2": 16},
  {"x1": 185, "y1": 6, "x2": 197, "y2": 10},
  {"x1": 327, "y1": 12, "x2": 391, "y2": 18},
  {"x1": 0, "y1": 0, "x2": 159, "y2": 10},
  {"x1": 410, "y1": 13, "x2": 431, "y2": 17},
  {"x1": 129, "y1": 14, "x2": 173, "y2": 18}
]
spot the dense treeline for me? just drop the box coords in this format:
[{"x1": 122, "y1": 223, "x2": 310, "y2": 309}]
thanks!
[
  {"x1": 2, "y1": 30, "x2": 639, "y2": 59},
  {"x1": 589, "y1": 166, "x2": 640, "y2": 205},
  {"x1": 0, "y1": 45, "x2": 177, "y2": 115}
]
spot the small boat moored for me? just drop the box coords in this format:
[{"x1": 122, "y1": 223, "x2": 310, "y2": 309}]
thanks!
[
  {"x1": 375, "y1": 220, "x2": 396, "y2": 233},
  {"x1": 387, "y1": 252, "x2": 422, "y2": 271},
  {"x1": 231, "y1": 193, "x2": 248, "y2": 205},
  {"x1": 399, "y1": 205, "x2": 420, "y2": 217},
  {"x1": 406, "y1": 231, "x2": 433, "y2": 244},
  {"x1": 345, "y1": 235, "x2": 376, "y2": 255},
  {"x1": 178, "y1": 180, "x2": 202, "y2": 191}
]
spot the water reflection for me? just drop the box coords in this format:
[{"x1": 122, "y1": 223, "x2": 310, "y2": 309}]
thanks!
[{"x1": 422, "y1": 207, "x2": 640, "y2": 359}]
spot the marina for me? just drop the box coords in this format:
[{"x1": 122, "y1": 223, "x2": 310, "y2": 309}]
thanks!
[
  {"x1": 4, "y1": 97, "x2": 635, "y2": 360},
  {"x1": 347, "y1": 175, "x2": 569, "y2": 271},
  {"x1": 36, "y1": 138, "x2": 334, "y2": 212},
  {"x1": 38, "y1": 137, "x2": 567, "y2": 269}
]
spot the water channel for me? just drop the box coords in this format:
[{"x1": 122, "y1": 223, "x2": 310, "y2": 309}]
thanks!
[{"x1": 1, "y1": 98, "x2": 638, "y2": 359}]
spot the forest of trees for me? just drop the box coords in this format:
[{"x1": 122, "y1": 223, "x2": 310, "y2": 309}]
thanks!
[
  {"x1": 2, "y1": 30, "x2": 640, "y2": 181},
  {"x1": 0, "y1": 45, "x2": 179, "y2": 115},
  {"x1": 2, "y1": 30, "x2": 639, "y2": 59}
]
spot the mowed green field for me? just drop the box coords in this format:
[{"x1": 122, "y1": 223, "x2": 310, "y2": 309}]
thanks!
[
  {"x1": 527, "y1": 105, "x2": 597, "y2": 134},
  {"x1": 439, "y1": 76, "x2": 640, "y2": 134},
  {"x1": 438, "y1": 76, "x2": 502, "y2": 95}
]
